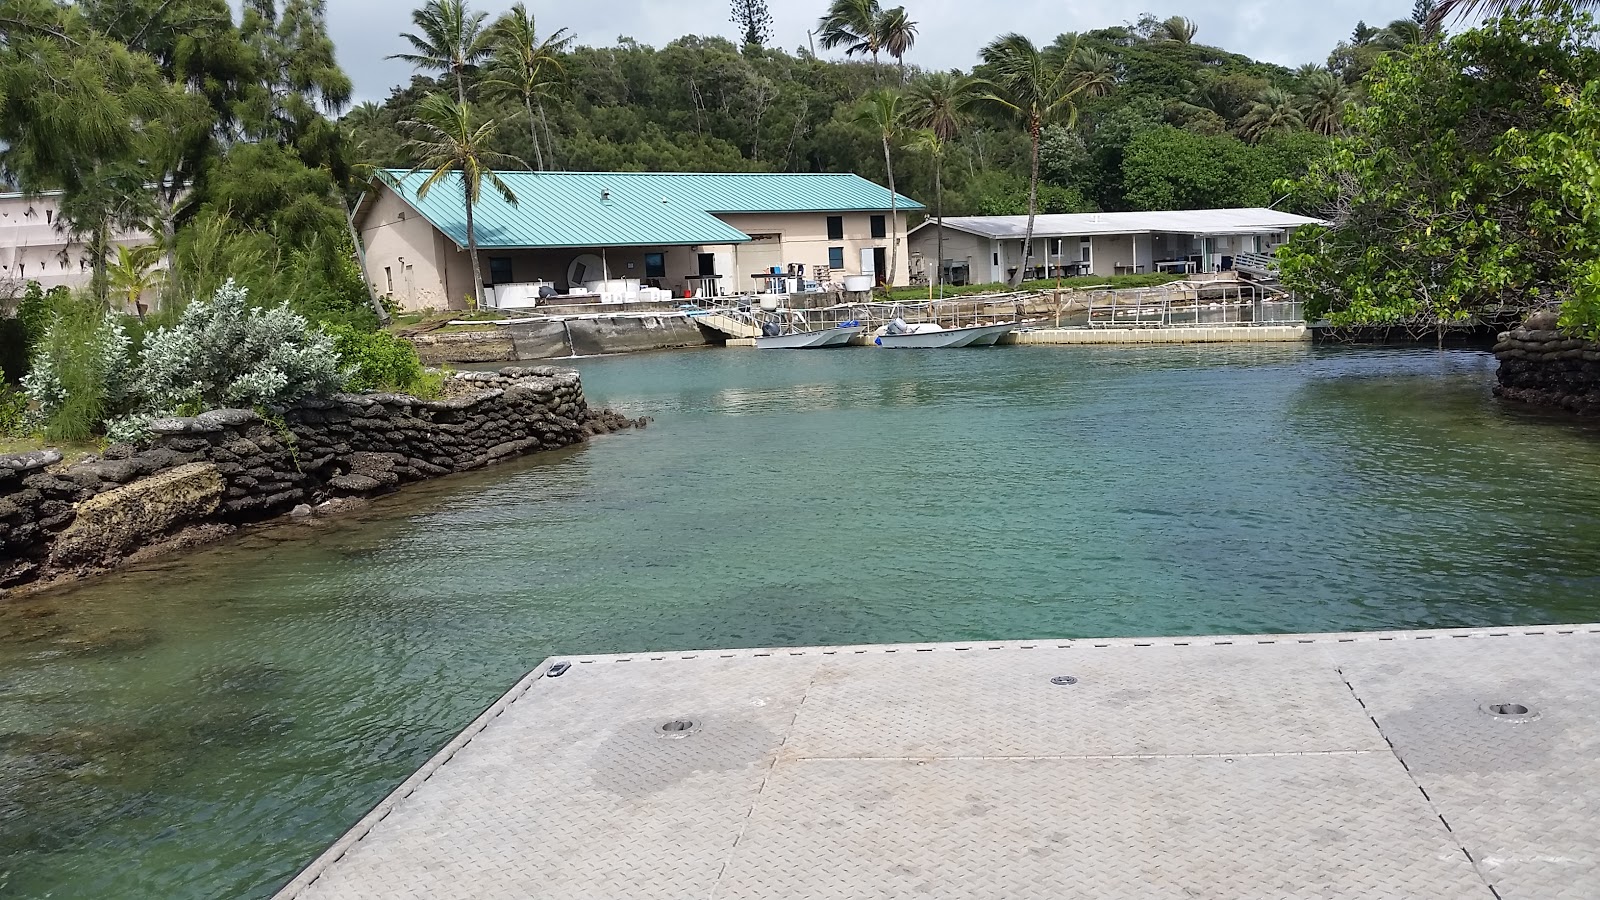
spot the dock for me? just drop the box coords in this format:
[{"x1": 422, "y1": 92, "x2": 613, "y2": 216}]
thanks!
[{"x1": 274, "y1": 625, "x2": 1600, "y2": 899}]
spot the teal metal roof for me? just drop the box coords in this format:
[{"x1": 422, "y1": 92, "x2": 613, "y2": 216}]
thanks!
[{"x1": 379, "y1": 170, "x2": 924, "y2": 250}]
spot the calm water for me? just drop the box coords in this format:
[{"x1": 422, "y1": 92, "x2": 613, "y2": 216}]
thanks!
[{"x1": 5, "y1": 345, "x2": 1600, "y2": 898}]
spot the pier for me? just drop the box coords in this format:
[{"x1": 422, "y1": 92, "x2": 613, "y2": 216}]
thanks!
[{"x1": 276, "y1": 625, "x2": 1600, "y2": 899}]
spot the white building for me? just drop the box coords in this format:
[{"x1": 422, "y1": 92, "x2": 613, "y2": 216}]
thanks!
[
  {"x1": 907, "y1": 208, "x2": 1324, "y2": 286},
  {"x1": 0, "y1": 189, "x2": 154, "y2": 297}
]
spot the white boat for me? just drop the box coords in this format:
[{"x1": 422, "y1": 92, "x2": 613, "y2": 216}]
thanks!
[
  {"x1": 874, "y1": 322, "x2": 1018, "y2": 349},
  {"x1": 756, "y1": 325, "x2": 866, "y2": 350}
]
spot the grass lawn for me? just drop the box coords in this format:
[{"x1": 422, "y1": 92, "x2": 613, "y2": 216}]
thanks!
[
  {"x1": 881, "y1": 273, "x2": 1184, "y2": 303},
  {"x1": 0, "y1": 434, "x2": 100, "y2": 463}
]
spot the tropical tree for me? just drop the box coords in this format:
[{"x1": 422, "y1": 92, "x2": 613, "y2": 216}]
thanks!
[
  {"x1": 817, "y1": 0, "x2": 883, "y2": 67},
  {"x1": 1426, "y1": 0, "x2": 1591, "y2": 31},
  {"x1": 1151, "y1": 16, "x2": 1200, "y2": 44},
  {"x1": 107, "y1": 244, "x2": 165, "y2": 315},
  {"x1": 856, "y1": 90, "x2": 904, "y2": 288},
  {"x1": 390, "y1": 0, "x2": 491, "y2": 105},
  {"x1": 978, "y1": 34, "x2": 1102, "y2": 288},
  {"x1": 398, "y1": 94, "x2": 527, "y2": 309},
  {"x1": 878, "y1": 7, "x2": 917, "y2": 80},
  {"x1": 1237, "y1": 88, "x2": 1304, "y2": 142},
  {"x1": 904, "y1": 73, "x2": 977, "y2": 291},
  {"x1": 1299, "y1": 71, "x2": 1350, "y2": 137},
  {"x1": 483, "y1": 3, "x2": 574, "y2": 171},
  {"x1": 731, "y1": 0, "x2": 774, "y2": 46}
]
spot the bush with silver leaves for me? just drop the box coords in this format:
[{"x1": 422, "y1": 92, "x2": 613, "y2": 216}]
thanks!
[{"x1": 138, "y1": 279, "x2": 345, "y2": 413}]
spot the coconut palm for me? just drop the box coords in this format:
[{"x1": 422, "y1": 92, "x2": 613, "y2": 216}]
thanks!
[
  {"x1": 904, "y1": 73, "x2": 977, "y2": 292},
  {"x1": 398, "y1": 94, "x2": 528, "y2": 310},
  {"x1": 106, "y1": 244, "x2": 163, "y2": 316},
  {"x1": 877, "y1": 7, "x2": 917, "y2": 81},
  {"x1": 1237, "y1": 88, "x2": 1305, "y2": 142},
  {"x1": 1298, "y1": 71, "x2": 1350, "y2": 137},
  {"x1": 978, "y1": 34, "x2": 1106, "y2": 288},
  {"x1": 1152, "y1": 15, "x2": 1200, "y2": 44},
  {"x1": 390, "y1": 0, "x2": 492, "y2": 105},
  {"x1": 1426, "y1": 0, "x2": 1590, "y2": 31},
  {"x1": 817, "y1": 0, "x2": 883, "y2": 66},
  {"x1": 483, "y1": 3, "x2": 574, "y2": 171},
  {"x1": 856, "y1": 90, "x2": 904, "y2": 288},
  {"x1": 1376, "y1": 18, "x2": 1428, "y2": 50}
]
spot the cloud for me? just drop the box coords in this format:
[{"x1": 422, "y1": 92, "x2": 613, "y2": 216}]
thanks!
[{"x1": 326, "y1": 0, "x2": 1412, "y2": 103}]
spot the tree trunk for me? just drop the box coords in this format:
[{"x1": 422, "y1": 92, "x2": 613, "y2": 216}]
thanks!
[
  {"x1": 524, "y1": 95, "x2": 545, "y2": 171},
  {"x1": 91, "y1": 218, "x2": 110, "y2": 307},
  {"x1": 882, "y1": 134, "x2": 898, "y2": 290},
  {"x1": 1013, "y1": 120, "x2": 1042, "y2": 290},
  {"x1": 934, "y1": 157, "x2": 944, "y2": 297},
  {"x1": 464, "y1": 183, "x2": 485, "y2": 311},
  {"x1": 538, "y1": 101, "x2": 559, "y2": 169},
  {"x1": 455, "y1": 66, "x2": 468, "y2": 105}
]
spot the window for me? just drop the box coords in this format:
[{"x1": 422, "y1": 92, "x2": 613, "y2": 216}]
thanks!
[
  {"x1": 488, "y1": 257, "x2": 514, "y2": 284},
  {"x1": 384, "y1": 266, "x2": 394, "y2": 294},
  {"x1": 993, "y1": 252, "x2": 1000, "y2": 266},
  {"x1": 870, "y1": 215, "x2": 887, "y2": 239},
  {"x1": 1080, "y1": 239, "x2": 1092, "y2": 263},
  {"x1": 698, "y1": 253, "x2": 717, "y2": 277},
  {"x1": 45, "y1": 209, "x2": 53, "y2": 225},
  {"x1": 644, "y1": 252, "x2": 666, "y2": 279},
  {"x1": 828, "y1": 247, "x2": 845, "y2": 270},
  {"x1": 1048, "y1": 238, "x2": 1063, "y2": 257},
  {"x1": 826, "y1": 216, "x2": 844, "y2": 240}
]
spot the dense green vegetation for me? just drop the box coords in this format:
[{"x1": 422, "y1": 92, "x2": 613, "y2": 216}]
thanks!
[{"x1": 1280, "y1": 5, "x2": 1600, "y2": 332}]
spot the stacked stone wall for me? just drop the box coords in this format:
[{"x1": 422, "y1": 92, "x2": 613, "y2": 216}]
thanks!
[
  {"x1": 1493, "y1": 323, "x2": 1600, "y2": 416},
  {"x1": 0, "y1": 367, "x2": 643, "y2": 593}
]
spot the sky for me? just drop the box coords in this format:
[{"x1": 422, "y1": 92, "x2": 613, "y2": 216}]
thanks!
[{"x1": 326, "y1": 1, "x2": 1423, "y2": 103}]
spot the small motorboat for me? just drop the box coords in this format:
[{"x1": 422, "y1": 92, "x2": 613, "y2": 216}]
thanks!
[
  {"x1": 756, "y1": 322, "x2": 866, "y2": 350},
  {"x1": 874, "y1": 320, "x2": 1018, "y2": 349}
]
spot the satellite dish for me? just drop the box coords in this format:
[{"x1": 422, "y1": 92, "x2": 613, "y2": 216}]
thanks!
[{"x1": 567, "y1": 253, "x2": 605, "y2": 290}]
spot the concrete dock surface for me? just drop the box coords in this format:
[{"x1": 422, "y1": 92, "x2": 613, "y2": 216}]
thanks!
[{"x1": 275, "y1": 625, "x2": 1600, "y2": 899}]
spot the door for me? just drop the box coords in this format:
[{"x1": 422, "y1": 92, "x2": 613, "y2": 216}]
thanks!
[
  {"x1": 873, "y1": 247, "x2": 888, "y2": 285},
  {"x1": 860, "y1": 248, "x2": 876, "y2": 280}
]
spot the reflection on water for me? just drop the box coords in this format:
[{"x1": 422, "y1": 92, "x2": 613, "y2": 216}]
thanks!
[{"x1": 5, "y1": 345, "x2": 1600, "y2": 898}]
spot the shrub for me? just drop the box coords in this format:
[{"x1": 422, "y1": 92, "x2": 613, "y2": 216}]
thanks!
[
  {"x1": 22, "y1": 295, "x2": 134, "y2": 443},
  {"x1": 138, "y1": 280, "x2": 344, "y2": 412},
  {"x1": 327, "y1": 325, "x2": 432, "y2": 394},
  {"x1": 0, "y1": 366, "x2": 28, "y2": 436}
]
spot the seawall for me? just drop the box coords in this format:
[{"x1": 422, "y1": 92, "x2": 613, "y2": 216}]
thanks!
[
  {"x1": 412, "y1": 315, "x2": 710, "y2": 365},
  {"x1": 1009, "y1": 325, "x2": 1310, "y2": 345},
  {"x1": 0, "y1": 367, "x2": 644, "y2": 595},
  {"x1": 1494, "y1": 326, "x2": 1600, "y2": 415}
]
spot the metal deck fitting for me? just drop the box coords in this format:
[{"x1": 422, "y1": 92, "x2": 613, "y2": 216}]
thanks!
[{"x1": 275, "y1": 626, "x2": 1600, "y2": 899}]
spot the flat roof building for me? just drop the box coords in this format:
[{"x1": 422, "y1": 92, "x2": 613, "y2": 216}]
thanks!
[
  {"x1": 355, "y1": 171, "x2": 925, "y2": 312},
  {"x1": 908, "y1": 208, "x2": 1323, "y2": 286},
  {"x1": 0, "y1": 190, "x2": 154, "y2": 301}
]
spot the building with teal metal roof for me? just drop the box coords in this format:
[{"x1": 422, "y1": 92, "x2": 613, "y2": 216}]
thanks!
[{"x1": 355, "y1": 170, "x2": 925, "y2": 312}]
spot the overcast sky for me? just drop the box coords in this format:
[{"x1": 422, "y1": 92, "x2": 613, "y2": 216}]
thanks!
[{"x1": 325, "y1": 1, "x2": 1423, "y2": 103}]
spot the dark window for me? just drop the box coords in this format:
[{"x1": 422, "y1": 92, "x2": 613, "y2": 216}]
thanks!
[
  {"x1": 488, "y1": 257, "x2": 514, "y2": 284},
  {"x1": 645, "y1": 252, "x2": 667, "y2": 279},
  {"x1": 826, "y1": 216, "x2": 844, "y2": 240},
  {"x1": 697, "y1": 253, "x2": 717, "y2": 277},
  {"x1": 870, "y1": 215, "x2": 887, "y2": 239},
  {"x1": 993, "y1": 253, "x2": 1000, "y2": 266},
  {"x1": 828, "y1": 247, "x2": 845, "y2": 270}
]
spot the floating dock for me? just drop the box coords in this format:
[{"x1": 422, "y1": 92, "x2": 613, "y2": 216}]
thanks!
[{"x1": 275, "y1": 625, "x2": 1600, "y2": 899}]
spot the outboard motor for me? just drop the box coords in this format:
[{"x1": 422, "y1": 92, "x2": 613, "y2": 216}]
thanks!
[
  {"x1": 886, "y1": 317, "x2": 911, "y2": 336},
  {"x1": 762, "y1": 321, "x2": 782, "y2": 337}
]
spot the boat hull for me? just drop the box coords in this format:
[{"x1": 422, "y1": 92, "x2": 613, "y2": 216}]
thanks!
[
  {"x1": 757, "y1": 325, "x2": 864, "y2": 350},
  {"x1": 875, "y1": 322, "x2": 1018, "y2": 349}
]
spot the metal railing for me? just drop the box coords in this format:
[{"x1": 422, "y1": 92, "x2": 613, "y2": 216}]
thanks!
[{"x1": 1085, "y1": 282, "x2": 1303, "y2": 329}]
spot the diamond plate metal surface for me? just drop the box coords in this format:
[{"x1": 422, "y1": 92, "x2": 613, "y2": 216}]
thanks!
[
  {"x1": 1337, "y1": 632, "x2": 1600, "y2": 899},
  {"x1": 276, "y1": 627, "x2": 1600, "y2": 900},
  {"x1": 716, "y1": 755, "x2": 1485, "y2": 899}
]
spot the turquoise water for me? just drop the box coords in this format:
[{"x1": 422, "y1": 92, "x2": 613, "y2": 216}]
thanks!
[{"x1": 5, "y1": 345, "x2": 1600, "y2": 898}]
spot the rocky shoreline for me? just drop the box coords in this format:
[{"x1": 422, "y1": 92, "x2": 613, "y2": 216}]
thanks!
[
  {"x1": 0, "y1": 367, "x2": 644, "y2": 595},
  {"x1": 1493, "y1": 313, "x2": 1600, "y2": 416}
]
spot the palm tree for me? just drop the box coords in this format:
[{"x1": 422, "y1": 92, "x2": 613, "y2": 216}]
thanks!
[
  {"x1": 817, "y1": 0, "x2": 883, "y2": 68},
  {"x1": 1298, "y1": 71, "x2": 1350, "y2": 137},
  {"x1": 1152, "y1": 16, "x2": 1200, "y2": 44},
  {"x1": 904, "y1": 72, "x2": 977, "y2": 293},
  {"x1": 483, "y1": 3, "x2": 574, "y2": 171},
  {"x1": 390, "y1": 0, "x2": 491, "y2": 105},
  {"x1": 398, "y1": 94, "x2": 528, "y2": 310},
  {"x1": 1376, "y1": 18, "x2": 1427, "y2": 50},
  {"x1": 1426, "y1": 0, "x2": 1587, "y2": 31},
  {"x1": 856, "y1": 90, "x2": 904, "y2": 289},
  {"x1": 1066, "y1": 49, "x2": 1118, "y2": 97},
  {"x1": 107, "y1": 244, "x2": 164, "y2": 316},
  {"x1": 1237, "y1": 88, "x2": 1305, "y2": 142},
  {"x1": 978, "y1": 34, "x2": 1102, "y2": 289},
  {"x1": 877, "y1": 7, "x2": 917, "y2": 81}
]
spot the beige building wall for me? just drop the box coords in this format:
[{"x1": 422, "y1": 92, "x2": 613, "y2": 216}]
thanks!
[
  {"x1": 716, "y1": 211, "x2": 912, "y2": 287},
  {"x1": 907, "y1": 226, "x2": 988, "y2": 285},
  {"x1": 358, "y1": 188, "x2": 459, "y2": 311}
]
